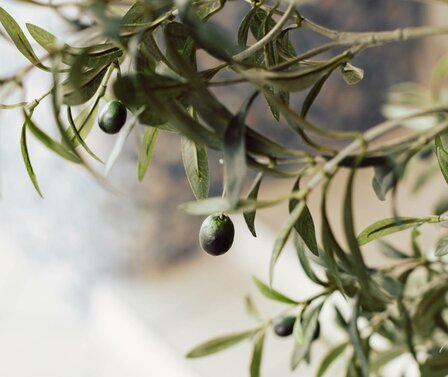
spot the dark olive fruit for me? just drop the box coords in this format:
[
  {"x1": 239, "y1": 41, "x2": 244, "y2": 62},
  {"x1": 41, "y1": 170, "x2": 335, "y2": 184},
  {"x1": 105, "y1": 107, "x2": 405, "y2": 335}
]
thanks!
[
  {"x1": 98, "y1": 100, "x2": 127, "y2": 134},
  {"x1": 199, "y1": 214, "x2": 235, "y2": 256},
  {"x1": 274, "y1": 316, "x2": 296, "y2": 337}
]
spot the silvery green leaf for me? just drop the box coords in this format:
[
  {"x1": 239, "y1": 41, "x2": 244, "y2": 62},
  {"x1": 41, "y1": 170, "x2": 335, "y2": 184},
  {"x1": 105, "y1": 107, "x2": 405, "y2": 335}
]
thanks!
[{"x1": 186, "y1": 328, "x2": 258, "y2": 358}]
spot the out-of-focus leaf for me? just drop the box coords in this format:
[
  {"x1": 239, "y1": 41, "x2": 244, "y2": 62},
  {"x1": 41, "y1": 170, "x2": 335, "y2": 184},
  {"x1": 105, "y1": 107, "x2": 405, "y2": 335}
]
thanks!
[
  {"x1": 291, "y1": 303, "x2": 324, "y2": 370},
  {"x1": 250, "y1": 331, "x2": 265, "y2": 377},
  {"x1": 372, "y1": 273, "x2": 404, "y2": 298},
  {"x1": 181, "y1": 136, "x2": 209, "y2": 199},
  {"x1": 63, "y1": 64, "x2": 109, "y2": 106},
  {"x1": 176, "y1": 0, "x2": 240, "y2": 61},
  {"x1": 370, "y1": 345, "x2": 406, "y2": 374},
  {"x1": 293, "y1": 233, "x2": 327, "y2": 286},
  {"x1": 348, "y1": 298, "x2": 369, "y2": 377},
  {"x1": 252, "y1": 276, "x2": 298, "y2": 305},
  {"x1": 414, "y1": 285, "x2": 448, "y2": 333},
  {"x1": 186, "y1": 328, "x2": 258, "y2": 358},
  {"x1": 372, "y1": 157, "x2": 402, "y2": 201},
  {"x1": 420, "y1": 350, "x2": 448, "y2": 377},
  {"x1": 243, "y1": 55, "x2": 348, "y2": 93},
  {"x1": 435, "y1": 132, "x2": 448, "y2": 185},
  {"x1": 244, "y1": 295, "x2": 262, "y2": 321},
  {"x1": 293, "y1": 310, "x2": 304, "y2": 344},
  {"x1": 105, "y1": 108, "x2": 142, "y2": 176},
  {"x1": 357, "y1": 217, "x2": 430, "y2": 245},
  {"x1": 435, "y1": 236, "x2": 448, "y2": 257},
  {"x1": 343, "y1": 165, "x2": 370, "y2": 290},
  {"x1": 164, "y1": 21, "x2": 196, "y2": 66},
  {"x1": 223, "y1": 92, "x2": 258, "y2": 207},
  {"x1": 243, "y1": 172, "x2": 263, "y2": 237},
  {"x1": 20, "y1": 121, "x2": 43, "y2": 197},
  {"x1": 289, "y1": 177, "x2": 319, "y2": 255},
  {"x1": 138, "y1": 127, "x2": 160, "y2": 181},
  {"x1": 316, "y1": 342, "x2": 348, "y2": 377},
  {"x1": 270, "y1": 199, "x2": 305, "y2": 284},
  {"x1": 0, "y1": 7, "x2": 46, "y2": 70},
  {"x1": 378, "y1": 240, "x2": 410, "y2": 259}
]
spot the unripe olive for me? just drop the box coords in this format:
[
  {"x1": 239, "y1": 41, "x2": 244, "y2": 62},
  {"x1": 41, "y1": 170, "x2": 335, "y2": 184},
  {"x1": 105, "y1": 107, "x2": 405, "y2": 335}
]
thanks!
[
  {"x1": 199, "y1": 214, "x2": 234, "y2": 256},
  {"x1": 274, "y1": 316, "x2": 296, "y2": 337},
  {"x1": 98, "y1": 100, "x2": 127, "y2": 134}
]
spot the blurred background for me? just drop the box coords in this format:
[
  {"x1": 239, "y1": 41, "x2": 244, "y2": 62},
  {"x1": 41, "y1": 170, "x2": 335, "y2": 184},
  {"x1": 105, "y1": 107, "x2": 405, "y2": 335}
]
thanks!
[{"x1": 0, "y1": 1, "x2": 446, "y2": 376}]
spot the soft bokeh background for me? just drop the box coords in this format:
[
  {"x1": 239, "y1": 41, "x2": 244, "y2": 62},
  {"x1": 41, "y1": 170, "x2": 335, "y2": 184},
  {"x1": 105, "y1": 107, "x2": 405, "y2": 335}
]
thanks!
[{"x1": 0, "y1": 1, "x2": 446, "y2": 376}]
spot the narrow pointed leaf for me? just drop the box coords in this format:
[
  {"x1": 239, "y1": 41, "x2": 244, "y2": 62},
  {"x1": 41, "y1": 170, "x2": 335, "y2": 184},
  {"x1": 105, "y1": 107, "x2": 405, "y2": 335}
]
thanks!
[
  {"x1": 252, "y1": 276, "x2": 298, "y2": 305},
  {"x1": 224, "y1": 92, "x2": 258, "y2": 207},
  {"x1": 138, "y1": 127, "x2": 160, "y2": 181},
  {"x1": 250, "y1": 331, "x2": 265, "y2": 377},
  {"x1": 181, "y1": 136, "x2": 209, "y2": 199},
  {"x1": 243, "y1": 172, "x2": 263, "y2": 237},
  {"x1": 0, "y1": 7, "x2": 46, "y2": 69},
  {"x1": 289, "y1": 177, "x2": 319, "y2": 255},
  {"x1": 23, "y1": 111, "x2": 80, "y2": 163},
  {"x1": 20, "y1": 122, "x2": 43, "y2": 197},
  {"x1": 317, "y1": 342, "x2": 348, "y2": 377},
  {"x1": 357, "y1": 217, "x2": 430, "y2": 246},
  {"x1": 186, "y1": 328, "x2": 258, "y2": 358}
]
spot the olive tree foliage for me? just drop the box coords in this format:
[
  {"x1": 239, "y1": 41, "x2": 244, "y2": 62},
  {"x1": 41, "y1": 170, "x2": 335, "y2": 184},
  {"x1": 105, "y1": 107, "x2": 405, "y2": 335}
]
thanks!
[{"x1": 1, "y1": 0, "x2": 448, "y2": 375}]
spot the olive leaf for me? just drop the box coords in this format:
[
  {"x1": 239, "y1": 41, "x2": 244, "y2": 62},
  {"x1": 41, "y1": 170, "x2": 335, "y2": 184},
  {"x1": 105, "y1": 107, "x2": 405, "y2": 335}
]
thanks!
[
  {"x1": 105, "y1": 108, "x2": 142, "y2": 176},
  {"x1": 435, "y1": 236, "x2": 448, "y2": 257},
  {"x1": 223, "y1": 91, "x2": 258, "y2": 207},
  {"x1": 289, "y1": 177, "x2": 319, "y2": 256},
  {"x1": 243, "y1": 172, "x2": 263, "y2": 237},
  {"x1": 316, "y1": 342, "x2": 349, "y2": 377},
  {"x1": 293, "y1": 233, "x2": 327, "y2": 286},
  {"x1": 65, "y1": 101, "x2": 100, "y2": 147},
  {"x1": 175, "y1": 0, "x2": 240, "y2": 62},
  {"x1": 0, "y1": 7, "x2": 47, "y2": 70},
  {"x1": 186, "y1": 328, "x2": 259, "y2": 358},
  {"x1": 138, "y1": 127, "x2": 160, "y2": 182},
  {"x1": 378, "y1": 240, "x2": 410, "y2": 259},
  {"x1": 348, "y1": 298, "x2": 369, "y2": 377},
  {"x1": 435, "y1": 132, "x2": 448, "y2": 185},
  {"x1": 252, "y1": 276, "x2": 298, "y2": 305},
  {"x1": 244, "y1": 295, "x2": 262, "y2": 322},
  {"x1": 343, "y1": 164, "x2": 370, "y2": 290},
  {"x1": 181, "y1": 136, "x2": 209, "y2": 199},
  {"x1": 250, "y1": 331, "x2": 265, "y2": 377},
  {"x1": 291, "y1": 302, "x2": 324, "y2": 371},
  {"x1": 419, "y1": 350, "x2": 448, "y2": 377},
  {"x1": 270, "y1": 199, "x2": 306, "y2": 285},
  {"x1": 63, "y1": 64, "x2": 110, "y2": 106},
  {"x1": 23, "y1": 110, "x2": 81, "y2": 163},
  {"x1": 413, "y1": 285, "x2": 448, "y2": 333},
  {"x1": 20, "y1": 121, "x2": 43, "y2": 198},
  {"x1": 66, "y1": 106, "x2": 102, "y2": 162},
  {"x1": 292, "y1": 310, "x2": 304, "y2": 344},
  {"x1": 357, "y1": 217, "x2": 431, "y2": 245},
  {"x1": 372, "y1": 158, "x2": 401, "y2": 201}
]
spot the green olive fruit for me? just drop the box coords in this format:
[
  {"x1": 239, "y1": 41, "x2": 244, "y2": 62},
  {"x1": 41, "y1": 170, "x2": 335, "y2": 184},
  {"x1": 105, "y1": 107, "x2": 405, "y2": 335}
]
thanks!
[
  {"x1": 98, "y1": 100, "x2": 127, "y2": 134},
  {"x1": 273, "y1": 316, "x2": 296, "y2": 337},
  {"x1": 199, "y1": 214, "x2": 235, "y2": 256}
]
